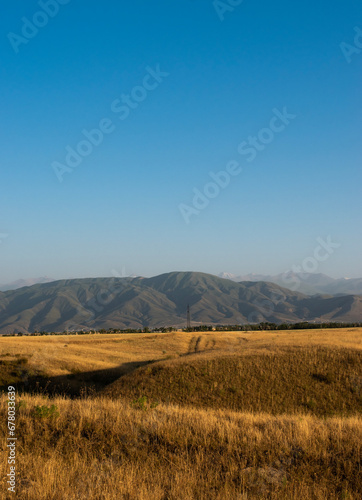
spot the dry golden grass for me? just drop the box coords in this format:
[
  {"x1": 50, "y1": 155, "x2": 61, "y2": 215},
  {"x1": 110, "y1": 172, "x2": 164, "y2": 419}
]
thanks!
[
  {"x1": 1, "y1": 393, "x2": 361, "y2": 499},
  {"x1": 0, "y1": 327, "x2": 361, "y2": 379},
  {"x1": 105, "y1": 345, "x2": 362, "y2": 418},
  {"x1": 0, "y1": 328, "x2": 361, "y2": 498}
]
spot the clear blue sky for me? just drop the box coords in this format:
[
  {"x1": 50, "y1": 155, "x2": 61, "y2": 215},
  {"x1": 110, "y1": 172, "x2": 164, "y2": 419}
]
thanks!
[{"x1": 1, "y1": 0, "x2": 361, "y2": 283}]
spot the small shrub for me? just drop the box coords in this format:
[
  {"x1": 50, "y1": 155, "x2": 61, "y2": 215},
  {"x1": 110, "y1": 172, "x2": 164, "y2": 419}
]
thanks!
[
  {"x1": 131, "y1": 396, "x2": 159, "y2": 411},
  {"x1": 131, "y1": 396, "x2": 148, "y2": 411},
  {"x1": 31, "y1": 404, "x2": 59, "y2": 418}
]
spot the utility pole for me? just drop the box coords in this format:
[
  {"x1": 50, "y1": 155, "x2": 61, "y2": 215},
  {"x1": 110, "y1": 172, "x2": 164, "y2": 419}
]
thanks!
[{"x1": 187, "y1": 304, "x2": 191, "y2": 330}]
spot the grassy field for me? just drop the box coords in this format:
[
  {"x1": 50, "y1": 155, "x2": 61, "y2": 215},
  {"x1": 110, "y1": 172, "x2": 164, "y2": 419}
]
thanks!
[{"x1": 0, "y1": 328, "x2": 361, "y2": 499}]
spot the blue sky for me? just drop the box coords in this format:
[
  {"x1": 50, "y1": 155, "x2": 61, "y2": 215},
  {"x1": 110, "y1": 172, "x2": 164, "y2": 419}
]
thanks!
[{"x1": 0, "y1": 0, "x2": 361, "y2": 283}]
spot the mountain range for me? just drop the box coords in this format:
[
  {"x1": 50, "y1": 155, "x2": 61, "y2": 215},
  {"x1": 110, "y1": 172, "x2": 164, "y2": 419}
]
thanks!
[
  {"x1": 2, "y1": 272, "x2": 362, "y2": 296},
  {"x1": 218, "y1": 272, "x2": 362, "y2": 296},
  {"x1": 0, "y1": 272, "x2": 361, "y2": 334}
]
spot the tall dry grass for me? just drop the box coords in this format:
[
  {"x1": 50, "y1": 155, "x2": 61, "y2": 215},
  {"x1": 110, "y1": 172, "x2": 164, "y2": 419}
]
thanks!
[
  {"x1": 0, "y1": 328, "x2": 361, "y2": 380},
  {"x1": 1, "y1": 393, "x2": 361, "y2": 499},
  {"x1": 1, "y1": 329, "x2": 361, "y2": 498},
  {"x1": 106, "y1": 346, "x2": 362, "y2": 417}
]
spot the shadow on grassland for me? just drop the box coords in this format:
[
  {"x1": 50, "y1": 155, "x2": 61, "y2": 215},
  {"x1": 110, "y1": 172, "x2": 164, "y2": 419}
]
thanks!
[{"x1": 0, "y1": 359, "x2": 156, "y2": 398}]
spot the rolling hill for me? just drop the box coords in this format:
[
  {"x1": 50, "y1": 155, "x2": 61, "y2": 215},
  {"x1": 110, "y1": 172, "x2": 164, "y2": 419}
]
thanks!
[{"x1": 0, "y1": 272, "x2": 361, "y2": 334}]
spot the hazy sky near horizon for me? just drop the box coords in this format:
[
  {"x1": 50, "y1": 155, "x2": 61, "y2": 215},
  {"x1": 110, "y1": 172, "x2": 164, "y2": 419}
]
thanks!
[{"x1": 1, "y1": 0, "x2": 361, "y2": 283}]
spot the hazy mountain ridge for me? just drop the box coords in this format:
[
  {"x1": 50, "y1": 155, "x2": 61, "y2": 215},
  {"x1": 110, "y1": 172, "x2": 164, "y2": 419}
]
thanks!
[
  {"x1": 0, "y1": 272, "x2": 361, "y2": 334},
  {"x1": 3, "y1": 272, "x2": 361, "y2": 295},
  {"x1": 219, "y1": 272, "x2": 362, "y2": 296},
  {"x1": 0, "y1": 277, "x2": 55, "y2": 292}
]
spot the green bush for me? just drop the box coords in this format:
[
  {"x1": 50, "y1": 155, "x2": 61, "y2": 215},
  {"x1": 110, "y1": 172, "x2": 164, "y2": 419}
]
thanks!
[
  {"x1": 31, "y1": 404, "x2": 59, "y2": 418},
  {"x1": 131, "y1": 396, "x2": 159, "y2": 411}
]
